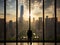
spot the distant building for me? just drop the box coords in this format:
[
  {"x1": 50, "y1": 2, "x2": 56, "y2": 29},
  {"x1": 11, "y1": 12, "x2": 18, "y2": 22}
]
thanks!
[
  {"x1": 6, "y1": 20, "x2": 15, "y2": 39},
  {"x1": 45, "y1": 16, "x2": 56, "y2": 40},
  {"x1": 35, "y1": 17, "x2": 43, "y2": 39},
  {"x1": 9, "y1": 20, "x2": 13, "y2": 30},
  {"x1": 0, "y1": 19, "x2": 4, "y2": 40},
  {"x1": 38, "y1": 17, "x2": 42, "y2": 30},
  {"x1": 35, "y1": 20, "x2": 39, "y2": 31},
  {"x1": 33, "y1": 17, "x2": 35, "y2": 23},
  {"x1": 37, "y1": 17, "x2": 43, "y2": 39},
  {"x1": 36, "y1": 17, "x2": 42, "y2": 30},
  {"x1": 18, "y1": 4, "x2": 24, "y2": 34},
  {"x1": 57, "y1": 21, "x2": 60, "y2": 40},
  {"x1": 19, "y1": 5, "x2": 24, "y2": 22},
  {"x1": 31, "y1": 17, "x2": 35, "y2": 31},
  {"x1": 38, "y1": 17, "x2": 43, "y2": 39}
]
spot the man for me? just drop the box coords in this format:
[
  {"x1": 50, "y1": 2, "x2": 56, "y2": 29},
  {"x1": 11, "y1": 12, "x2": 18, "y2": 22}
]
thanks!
[{"x1": 27, "y1": 30, "x2": 32, "y2": 41}]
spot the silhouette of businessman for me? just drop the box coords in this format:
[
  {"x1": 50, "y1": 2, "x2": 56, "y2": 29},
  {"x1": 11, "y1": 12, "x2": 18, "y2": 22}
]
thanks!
[{"x1": 27, "y1": 30, "x2": 32, "y2": 41}]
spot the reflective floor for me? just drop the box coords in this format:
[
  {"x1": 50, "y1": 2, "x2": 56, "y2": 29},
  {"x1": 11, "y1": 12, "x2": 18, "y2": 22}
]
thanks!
[{"x1": 0, "y1": 43, "x2": 60, "y2": 45}]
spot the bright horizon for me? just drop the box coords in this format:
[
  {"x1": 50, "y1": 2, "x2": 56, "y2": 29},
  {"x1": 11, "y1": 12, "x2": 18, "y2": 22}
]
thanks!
[{"x1": 0, "y1": 0, "x2": 60, "y2": 22}]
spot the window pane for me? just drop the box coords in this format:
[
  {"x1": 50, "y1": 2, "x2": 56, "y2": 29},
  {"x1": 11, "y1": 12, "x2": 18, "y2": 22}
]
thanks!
[
  {"x1": 18, "y1": 0, "x2": 29, "y2": 40},
  {"x1": 18, "y1": 0, "x2": 43, "y2": 41},
  {"x1": 31, "y1": 0, "x2": 43, "y2": 41},
  {"x1": 0, "y1": 0, "x2": 4, "y2": 40},
  {"x1": 44, "y1": 0, "x2": 55, "y2": 41},
  {"x1": 6, "y1": 0, "x2": 16, "y2": 40},
  {"x1": 56, "y1": 0, "x2": 60, "y2": 41}
]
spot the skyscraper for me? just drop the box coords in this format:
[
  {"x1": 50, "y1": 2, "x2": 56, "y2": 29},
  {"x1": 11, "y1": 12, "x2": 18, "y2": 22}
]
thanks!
[
  {"x1": 33, "y1": 17, "x2": 35, "y2": 23},
  {"x1": 19, "y1": 4, "x2": 24, "y2": 22},
  {"x1": 9, "y1": 20, "x2": 14, "y2": 38},
  {"x1": 19, "y1": 4, "x2": 24, "y2": 33},
  {"x1": 45, "y1": 16, "x2": 55, "y2": 40},
  {"x1": 0, "y1": 19, "x2": 4, "y2": 40}
]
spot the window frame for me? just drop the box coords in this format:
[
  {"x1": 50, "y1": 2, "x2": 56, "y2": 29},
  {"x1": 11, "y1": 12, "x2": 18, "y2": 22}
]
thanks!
[{"x1": 0, "y1": 0, "x2": 58, "y2": 45}]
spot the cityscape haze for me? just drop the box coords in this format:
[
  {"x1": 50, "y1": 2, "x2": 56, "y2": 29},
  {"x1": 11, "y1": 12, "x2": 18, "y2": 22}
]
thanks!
[{"x1": 0, "y1": 0, "x2": 60, "y2": 45}]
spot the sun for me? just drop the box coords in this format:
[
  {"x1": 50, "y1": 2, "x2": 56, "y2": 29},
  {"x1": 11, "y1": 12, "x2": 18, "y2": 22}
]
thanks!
[{"x1": 23, "y1": 10, "x2": 35, "y2": 22}]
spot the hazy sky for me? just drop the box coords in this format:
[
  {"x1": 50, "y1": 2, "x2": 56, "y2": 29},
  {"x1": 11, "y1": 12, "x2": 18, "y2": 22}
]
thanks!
[{"x1": 0, "y1": 0, "x2": 60, "y2": 22}]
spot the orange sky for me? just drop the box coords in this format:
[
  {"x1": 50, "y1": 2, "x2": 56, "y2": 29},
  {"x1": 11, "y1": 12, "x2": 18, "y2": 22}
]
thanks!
[{"x1": 0, "y1": 0, "x2": 60, "y2": 22}]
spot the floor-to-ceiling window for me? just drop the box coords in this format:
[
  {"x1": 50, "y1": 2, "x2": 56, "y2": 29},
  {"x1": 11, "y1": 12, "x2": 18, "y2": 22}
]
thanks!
[
  {"x1": 0, "y1": 0, "x2": 4, "y2": 41},
  {"x1": 44, "y1": 0, "x2": 55, "y2": 41},
  {"x1": 0, "y1": 0, "x2": 60, "y2": 45},
  {"x1": 6, "y1": 0, "x2": 16, "y2": 41}
]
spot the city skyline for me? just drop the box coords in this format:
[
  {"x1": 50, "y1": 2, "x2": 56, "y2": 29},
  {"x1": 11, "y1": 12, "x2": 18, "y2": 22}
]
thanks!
[
  {"x1": 0, "y1": 0, "x2": 60, "y2": 22},
  {"x1": 0, "y1": 15, "x2": 60, "y2": 41},
  {"x1": 0, "y1": 0, "x2": 60, "y2": 45}
]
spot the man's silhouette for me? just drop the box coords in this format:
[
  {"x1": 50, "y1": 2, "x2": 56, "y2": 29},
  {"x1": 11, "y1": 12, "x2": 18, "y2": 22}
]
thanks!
[{"x1": 27, "y1": 30, "x2": 32, "y2": 41}]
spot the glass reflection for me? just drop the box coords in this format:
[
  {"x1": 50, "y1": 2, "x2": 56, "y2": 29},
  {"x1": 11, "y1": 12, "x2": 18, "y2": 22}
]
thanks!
[
  {"x1": 45, "y1": 43, "x2": 55, "y2": 45},
  {"x1": 57, "y1": 43, "x2": 60, "y2": 45},
  {"x1": 0, "y1": 43, "x2": 4, "y2": 45},
  {"x1": 6, "y1": 43, "x2": 16, "y2": 45},
  {"x1": 18, "y1": 42, "x2": 43, "y2": 45}
]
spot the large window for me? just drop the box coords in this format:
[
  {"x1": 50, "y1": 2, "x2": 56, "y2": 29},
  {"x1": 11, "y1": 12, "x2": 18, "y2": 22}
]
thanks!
[
  {"x1": 31, "y1": 0, "x2": 43, "y2": 40},
  {"x1": 44, "y1": 0, "x2": 55, "y2": 41},
  {"x1": 0, "y1": 0, "x2": 60, "y2": 45},
  {"x1": 0, "y1": 0, "x2": 4, "y2": 41},
  {"x1": 6, "y1": 0, "x2": 16, "y2": 40},
  {"x1": 56, "y1": 0, "x2": 60, "y2": 41},
  {"x1": 18, "y1": 0, "x2": 29, "y2": 40}
]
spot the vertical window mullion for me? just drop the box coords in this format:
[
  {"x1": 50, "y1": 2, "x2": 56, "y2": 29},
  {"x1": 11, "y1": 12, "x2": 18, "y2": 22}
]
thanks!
[
  {"x1": 4, "y1": 0, "x2": 6, "y2": 45},
  {"x1": 16, "y1": 0, "x2": 18, "y2": 45},
  {"x1": 54, "y1": 0, "x2": 57, "y2": 45},
  {"x1": 43, "y1": 0, "x2": 44, "y2": 45}
]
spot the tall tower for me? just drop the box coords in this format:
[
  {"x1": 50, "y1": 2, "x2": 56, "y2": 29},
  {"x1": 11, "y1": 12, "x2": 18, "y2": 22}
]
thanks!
[
  {"x1": 19, "y1": 1, "x2": 24, "y2": 31},
  {"x1": 20, "y1": 5, "x2": 24, "y2": 22}
]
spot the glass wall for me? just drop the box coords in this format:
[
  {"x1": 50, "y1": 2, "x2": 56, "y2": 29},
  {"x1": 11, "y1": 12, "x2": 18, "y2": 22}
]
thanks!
[
  {"x1": 44, "y1": 0, "x2": 55, "y2": 41},
  {"x1": 56, "y1": 0, "x2": 60, "y2": 41},
  {"x1": 6, "y1": 0, "x2": 16, "y2": 40},
  {"x1": 30, "y1": 0, "x2": 43, "y2": 41},
  {"x1": 0, "y1": 0, "x2": 60, "y2": 45},
  {"x1": 18, "y1": 0, "x2": 29, "y2": 40},
  {"x1": 0, "y1": 0, "x2": 4, "y2": 40}
]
